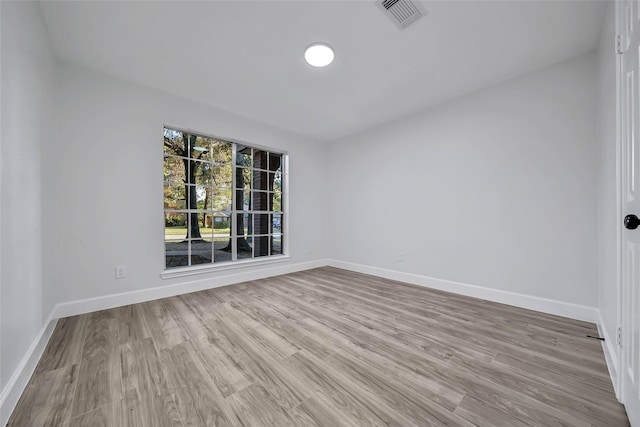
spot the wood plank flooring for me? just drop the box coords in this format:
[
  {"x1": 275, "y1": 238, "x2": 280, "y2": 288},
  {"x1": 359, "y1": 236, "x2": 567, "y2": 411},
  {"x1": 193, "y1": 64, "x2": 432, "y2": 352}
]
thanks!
[{"x1": 7, "y1": 267, "x2": 629, "y2": 426}]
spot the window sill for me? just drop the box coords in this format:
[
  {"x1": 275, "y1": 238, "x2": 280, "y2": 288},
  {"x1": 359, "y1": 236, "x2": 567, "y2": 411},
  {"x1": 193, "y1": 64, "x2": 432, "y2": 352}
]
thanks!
[{"x1": 160, "y1": 255, "x2": 291, "y2": 280}]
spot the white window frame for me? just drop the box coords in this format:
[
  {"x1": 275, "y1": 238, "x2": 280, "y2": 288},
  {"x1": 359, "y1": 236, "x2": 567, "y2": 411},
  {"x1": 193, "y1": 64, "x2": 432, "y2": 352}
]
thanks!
[{"x1": 161, "y1": 126, "x2": 289, "y2": 279}]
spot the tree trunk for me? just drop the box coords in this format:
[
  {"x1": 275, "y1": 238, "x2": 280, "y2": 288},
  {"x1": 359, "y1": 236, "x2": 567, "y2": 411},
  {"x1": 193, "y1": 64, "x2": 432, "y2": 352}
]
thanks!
[
  {"x1": 184, "y1": 134, "x2": 202, "y2": 241},
  {"x1": 223, "y1": 155, "x2": 251, "y2": 252}
]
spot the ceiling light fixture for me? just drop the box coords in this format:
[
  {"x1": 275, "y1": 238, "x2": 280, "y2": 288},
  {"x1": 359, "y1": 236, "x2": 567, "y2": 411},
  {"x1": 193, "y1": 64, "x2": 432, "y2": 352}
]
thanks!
[{"x1": 304, "y1": 43, "x2": 334, "y2": 67}]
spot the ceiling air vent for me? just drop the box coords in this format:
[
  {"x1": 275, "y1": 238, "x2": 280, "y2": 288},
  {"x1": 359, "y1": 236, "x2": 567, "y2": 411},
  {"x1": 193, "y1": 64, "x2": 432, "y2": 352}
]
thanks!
[{"x1": 376, "y1": 0, "x2": 426, "y2": 30}]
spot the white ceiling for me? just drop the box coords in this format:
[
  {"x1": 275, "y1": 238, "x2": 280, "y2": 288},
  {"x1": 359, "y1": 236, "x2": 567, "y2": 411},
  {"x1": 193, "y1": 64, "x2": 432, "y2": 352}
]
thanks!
[{"x1": 39, "y1": 0, "x2": 607, "y2": 142}]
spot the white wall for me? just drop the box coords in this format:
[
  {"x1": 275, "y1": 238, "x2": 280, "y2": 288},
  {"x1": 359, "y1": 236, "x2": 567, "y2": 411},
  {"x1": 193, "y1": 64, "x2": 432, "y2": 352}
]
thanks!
[
  {"x1": 0, "y1": 1, "x2": 616, "y2": 420},
  {"x1": 46, "y1": 63, "x2": 328, "y2": 309},
  {"x1": 328, "y1": 52, "x2": 598, "y2": 307},
  {"x1": 596, "y1": 1, "x2": 620, "y2": 389},
  {"x1": 0, "y1": 0, "x2": 54, "y2": 402}
]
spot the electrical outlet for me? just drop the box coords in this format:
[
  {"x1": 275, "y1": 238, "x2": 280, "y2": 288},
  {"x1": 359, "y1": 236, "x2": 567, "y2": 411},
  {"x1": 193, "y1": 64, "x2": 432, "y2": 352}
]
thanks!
[
  {"x1": 398, "y1": 251, "x2": 404, "y2": 262},
  {"x1": 115, "y1": 265, "x2": 127, "y2": 279}
]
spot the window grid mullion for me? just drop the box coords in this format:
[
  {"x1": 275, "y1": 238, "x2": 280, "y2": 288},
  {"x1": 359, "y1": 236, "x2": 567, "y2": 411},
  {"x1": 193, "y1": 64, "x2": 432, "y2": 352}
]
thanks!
[
  {"x1": 231, "y1": 143, "x2": 238, "y2": 262},
  {"x1": 164, "y1": 127, "x2": 285, "y2": 270},
  {"x1": 187, "y1": 153, "x2": 192, "y2": 266}
]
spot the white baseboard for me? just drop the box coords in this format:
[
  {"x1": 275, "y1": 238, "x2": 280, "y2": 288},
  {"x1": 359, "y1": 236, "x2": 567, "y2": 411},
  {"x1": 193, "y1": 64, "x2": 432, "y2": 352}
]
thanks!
[
  {"x1": 327, "y1": 260, "x2": 599, "y2": 323},
  {"x1": 328, "y1": 261, "x2": 620, "y2": 404},
  {"x1": 1, "y1": 258, "x2": 607, "y2": 426},
  {"x1": 0, "y1": 314, "x2": 57, "y2": 427},
  {"x1": 1, "y1": 258, "x2": 328, "y2": 425},
  {"x1": 597, "y1": 309, "x2": 620, "y2": 400},
  {"x1": 52, "y1": 258, "x2": 329, "y2": 319}
]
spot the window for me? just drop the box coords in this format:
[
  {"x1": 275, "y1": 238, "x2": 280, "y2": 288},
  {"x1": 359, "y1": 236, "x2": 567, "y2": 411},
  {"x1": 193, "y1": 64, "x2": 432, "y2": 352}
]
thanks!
[{"x1": 163, "y1": 127, "x2": 285, "y2": 270}]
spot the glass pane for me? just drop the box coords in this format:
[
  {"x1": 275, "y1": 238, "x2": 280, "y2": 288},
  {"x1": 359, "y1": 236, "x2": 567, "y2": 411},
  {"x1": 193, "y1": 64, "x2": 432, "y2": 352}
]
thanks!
[
  {"x1": 184, "y1": 213, "x2": 211, "y2": 241},
  {"x1": 253, "y1": 150, "x2": 268, "y2": 169},
  {"x1": 193, "y1": 160, "x2": 213, "y2": 187},
  {"x1": 268, "y1": 173, "x2": 276, "y2": 191},
  {"x1": 164, "y1": 183, "x2": 186, "y2": 210},
  {"x1": 191, "y1": 136, "x2": 212, "y2": 159},
  {"x1": 271, "y1": 234, "x2": 283, "y2": 255},
  {"x1": 183, "y1": 185, "x2": 194, "y2": 209},
  {"x1": 213, "y1": 212, "x2": 231, "y2": 263},
  {"x1": 238, "y1": 213, "x2": 252, "y2": 237},
  {"x1": 245, "y1": 213, "x2": 253, "y2": 236},
  {"x1": 268, "y1": 153, "x2": 282, "y2": 172},
  {"x1": 272, "y1": 168, "x2": 282, "y2": 211},
  {"x1": 252, "y1": 191, "x2": 269, "y2": 211},
  {"x1": 254, "y1": 236, "x2": 269, "y2": 258},
  {"x1": 212, "y1": 187, "x2": 232, "y2": 211},
  {"x1": 212, "y1": 140, "x2": 232, "y2": 164},
  {"x1": 204, "y1": 189, "x2": 215, "y2": 211},
  {"x1": 165, "y1": 212, "x2": 188, "y2": 241},
  {"x1": 181, "y1": 186, "x2": 210, "y2": 211},
  {"x1": 272, "y1": 190, "x2": 283, "y2": 212},
  {"x1": 195, "y1": 213, "x2": 213, "y2": 241},
  {"x1": 253, "y1": 170, "x2": 268, "y2": 191},
  {"x1": 213, "y1": 214, "x2": 230, "y2": 237},
  {"x1": 191, "y1": 239, "x2": 212, "y2": 265},
  {"x1": 213, "y1": 237, "x2": 231, "y2": 263},
  {"x1": 165, "y1": 212, "x2": 188, "y2": 269},
  {"x1": 212, "y1": 165, "x2": 232, "y2": 188},
  {"x1": 236, "y1": 146, "x2": 252, "y2": 167},
  {"x1": 236, "y1": 189, "x2": 251, "y2": 211},
  {"x1": 273, "y1": 168, "x2": 282, "y2": 192},
  {"x1": 235, "y1": 167, "x2": 251, "y2": 190},
  {"x1": 254, "y1": 213, "x2": 270, "y2": 235},
  {"x1": 195, "y1": 185, "x2": 209, "y2": 210},
  {"x1": 237, "y1": 236, "x2": 253, "y2": 259},
  {"x1": 272, "y1": 189, "x2": 282, "y2": 212},
  {"x1": 164, "y1": 128, "x2": 186, "y2": 157},
  {"x1": 164, "y1": 156, "x2": 186, "y2": 184},
  {"x1": 165, "y1": 241, "x2": 189, "y2": 268},
  {"x1": 272, "y1": 214, "x2": 282, "y2": 234}
]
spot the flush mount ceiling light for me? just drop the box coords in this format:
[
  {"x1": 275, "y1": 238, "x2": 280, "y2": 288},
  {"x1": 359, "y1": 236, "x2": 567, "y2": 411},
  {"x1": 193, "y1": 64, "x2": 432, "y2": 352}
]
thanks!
[{"x1": 304, "y1": 43, "x2": 334, "y2": 67}]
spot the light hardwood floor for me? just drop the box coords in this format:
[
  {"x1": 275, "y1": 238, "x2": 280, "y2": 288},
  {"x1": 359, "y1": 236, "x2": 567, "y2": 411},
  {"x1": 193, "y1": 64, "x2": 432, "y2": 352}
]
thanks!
[{"x1": 7, "y1": 267, "x2": 629, "y2": 426}]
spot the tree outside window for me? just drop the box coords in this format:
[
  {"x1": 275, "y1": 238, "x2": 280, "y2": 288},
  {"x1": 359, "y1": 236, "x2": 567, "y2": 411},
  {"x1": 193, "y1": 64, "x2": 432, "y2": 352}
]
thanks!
[{"x1": 163, "y1": 127, "x2": 284, "y2": 269}]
